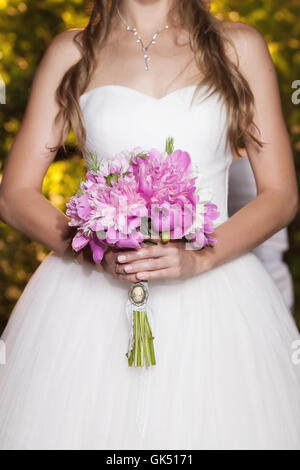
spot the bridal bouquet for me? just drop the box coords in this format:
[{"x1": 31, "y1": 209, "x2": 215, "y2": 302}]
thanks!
[{"x1": 66, "y1": 137, "x2": 220, "y2": 367}]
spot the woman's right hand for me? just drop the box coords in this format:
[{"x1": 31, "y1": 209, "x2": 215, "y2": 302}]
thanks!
[{"x1": 71, "y1": 244, "x2": 137, "y2": 281}]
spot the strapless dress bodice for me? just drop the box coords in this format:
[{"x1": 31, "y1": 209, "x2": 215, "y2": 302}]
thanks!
[{"x1": 79, "y1": 84, "x2": 234, "y2": 226}]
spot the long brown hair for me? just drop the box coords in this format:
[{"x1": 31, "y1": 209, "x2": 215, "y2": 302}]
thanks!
[{"x1": 54, "y1": 0, "x2": 263, "y2": 157}]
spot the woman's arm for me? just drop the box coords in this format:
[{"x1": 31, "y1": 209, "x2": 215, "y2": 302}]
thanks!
[
  {"x1": 202, "y1": 22, "x2": 298, "y2": 271},
  {"x1": 115, "y1": 22, "x2": 298, "y2": 281},
  {"x1": 0, "y1": 30, "x2": 87, "y2": 261}
]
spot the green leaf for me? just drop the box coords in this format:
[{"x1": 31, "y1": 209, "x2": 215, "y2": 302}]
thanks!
[
  {"x1": 134, "y1": 152, "x2": 149, "y2": 159},
  {"x1": 106, "y1": 173, "x2": 119, "y2": 187},
  {"x1": 165, "y1": 136, "x2": 175, "y2": 155},
  {"x1": 129, "y1": 152, "x2": 149, "y2": 166},
  {"x1": 96, "y1": 230, "x2": 106, "y2": 240},
  {"x1": 140, "y1": 217, "x2": 150, "y2": 237},
  {"x1": 86, "y1": 151, "x2": 100, "y2": 172}
]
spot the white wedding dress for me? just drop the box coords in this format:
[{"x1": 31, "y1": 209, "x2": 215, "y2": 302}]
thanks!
[
  {"x1": 0, "y1": 84, "x2": 300, "y2": 450},
  {"x1": 228, "y1": 157, "x2": 295, "y2": 311}
]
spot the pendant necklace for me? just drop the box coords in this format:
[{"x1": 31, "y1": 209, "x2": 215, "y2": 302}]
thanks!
[{"x1": 117, "y1": 6, "x2": 169, "y2": 71}]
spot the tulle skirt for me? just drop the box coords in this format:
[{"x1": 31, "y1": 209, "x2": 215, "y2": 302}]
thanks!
[{"x1": 0, "y1": 251, "x2": 299, "y2": 450}]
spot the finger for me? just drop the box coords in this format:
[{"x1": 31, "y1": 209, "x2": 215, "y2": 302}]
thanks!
[
  {"x1": 113, "y1": 261, "x2": 140, "y2": 282},
  {"x1": 135, "y1": 268, "x2": 177, "y2": 281},
  {"x1": 113, "y1": 272, "x2": 139, "y2": 283},
  {"x1": 115, "y1": 256, "x2": 175, "y2": 274},
  {"x1": 116, "y1": 245, "x2": 175, "y2": 264}
]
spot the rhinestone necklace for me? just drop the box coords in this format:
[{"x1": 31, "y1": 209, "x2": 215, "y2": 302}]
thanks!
[{"x1": 117, "y1": 6, "x2": 169, "y2": 71}]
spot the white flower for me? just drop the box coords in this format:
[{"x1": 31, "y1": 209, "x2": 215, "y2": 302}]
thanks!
[{"x1": 196, "y1": 186, "x2": 213, "y2": 203}]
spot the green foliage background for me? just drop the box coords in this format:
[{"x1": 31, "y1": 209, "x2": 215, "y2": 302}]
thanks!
[{"x1": 0, "y1": 0, "x2": 299, "y2": 334}]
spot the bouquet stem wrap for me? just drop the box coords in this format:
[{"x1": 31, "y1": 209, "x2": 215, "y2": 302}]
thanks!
[{"x1": 126, "y1": 281, "x2": 156, "y2": 367}]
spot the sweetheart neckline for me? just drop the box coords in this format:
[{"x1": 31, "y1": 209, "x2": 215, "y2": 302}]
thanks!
[{"x1": 79, "y1": 83, "x2": 199, "y2": 102}]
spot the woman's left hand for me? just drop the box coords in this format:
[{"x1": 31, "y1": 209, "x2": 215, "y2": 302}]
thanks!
[{"x1": 115, "y1": 240, "x2": 210, "y2": 281}]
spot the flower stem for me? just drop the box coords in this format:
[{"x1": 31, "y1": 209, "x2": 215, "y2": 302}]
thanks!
[
  {"x1": 127, "y1": 310, "x2": 156, "y2": 367},
  {"x1": 134, "y1": 310, "x2": 139, "y2": 367},
  {"x1": 145, "y1": 314, "x2": 156, "y2": 366}
]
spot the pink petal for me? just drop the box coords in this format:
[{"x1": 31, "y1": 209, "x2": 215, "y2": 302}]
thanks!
[
  {"x1": 72, "y1": 232, "x2": 89, "y2": 252},
  {"x1": 77, "y1": 194, "x2": 92, "y2": 220},
  {"x1": 106, "y1": 227, "x2": 118, "y2": 244},
  {"x1": 139, "y1": 177, "x2": 154, "y2": 198},
  {"x1": 117, "y1": 232, "x2": 143, "y2": 249},
  {"x1": 148, "y1": 148, "x2": 163, "y2": 159},
  {"x1": 89, "y1": 240, "x2": 105, "y2": 263},
  {"x1": 168, "y1": 150, "x2": 191, "y2": 172}
]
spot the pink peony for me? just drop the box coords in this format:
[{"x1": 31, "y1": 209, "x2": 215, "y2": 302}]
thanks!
[
  {"x1": 66, "y1": 170, "x2": 148, "y2": 262},
  {"x1": 132, "y1": 148, "x2": 199, "y2": 239},
  {"x1": 66, "y1": 139, "x2": 220, "y2": 263}
]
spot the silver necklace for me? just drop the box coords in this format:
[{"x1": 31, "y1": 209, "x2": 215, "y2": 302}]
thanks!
[{"x1": 117, "y1": 6, "x2": 169, "y2": 71}]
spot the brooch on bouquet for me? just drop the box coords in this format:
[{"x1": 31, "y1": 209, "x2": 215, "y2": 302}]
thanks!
[{"x1": 66, "y1": 137, "x2": 220, "y2": 367}]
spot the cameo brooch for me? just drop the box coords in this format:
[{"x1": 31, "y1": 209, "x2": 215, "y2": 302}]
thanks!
[{"x1": 128, "y1": 282, "x2": 149, "y2": 307}]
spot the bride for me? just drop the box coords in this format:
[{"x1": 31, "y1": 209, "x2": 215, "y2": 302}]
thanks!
[{"x1": 0, "y1": 0, "x2": 299, "y2": 450}]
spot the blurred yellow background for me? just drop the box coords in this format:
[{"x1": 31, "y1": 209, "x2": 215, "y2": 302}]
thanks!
[{"x1": 0, "y1": 0, "x2": 299, "y2": 333}]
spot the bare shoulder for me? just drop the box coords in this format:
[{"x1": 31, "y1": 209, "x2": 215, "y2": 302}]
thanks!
[
  {"x1": 25, "y1": 28, "x2": 85, "y2": 117},
  {"x1": 220, "y1": 21, "x2": 271, "y2": 69},
  {"x1": 46, "y1": 28, "x2": 83, "y2": 65}
]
